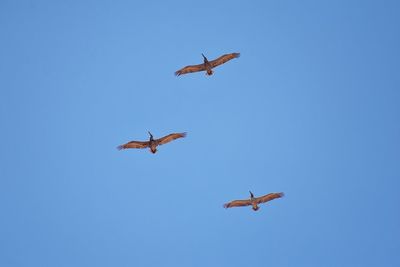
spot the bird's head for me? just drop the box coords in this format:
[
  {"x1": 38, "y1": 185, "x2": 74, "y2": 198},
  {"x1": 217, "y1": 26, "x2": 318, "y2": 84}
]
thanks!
[
  {"x1": 201, "y1": 53, "x2": 209, "y2": 63},
  {"x1": 249, "y1": 191, "x2": 254, "y2": 199},
  {"x1": 148, "y1": 131, "x2": 154, "y2": 140}
]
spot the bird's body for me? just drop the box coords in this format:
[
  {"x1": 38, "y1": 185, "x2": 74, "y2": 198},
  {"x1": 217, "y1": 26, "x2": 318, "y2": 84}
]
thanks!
[
  {"x1": 224, "y1": 191, "x2": 284, "y2": 211},
  {"x1": 175, "y1": 52, "x2": 240, "y2": 76},
  {"x1": 148, "y1": 133, "x2": 157, "y2": 153},
  {"x1": 117, "y1": 132, "x2": 186, "y2": 154},
  {"x1": 202, "y1": 54, "x2": 213, "y2": 75}
]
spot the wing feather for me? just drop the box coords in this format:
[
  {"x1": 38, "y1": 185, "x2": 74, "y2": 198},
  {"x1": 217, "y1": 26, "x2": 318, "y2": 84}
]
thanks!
[
  {"x1": 223, "y1": 199, "x2": 252, "y2": 209},
  {"x1": 209, "y1": 53, "x2": 240, "y2": 68},
  {"x1": 175, "y1": 64, "x2": 206, "y2": 76},
  {"x1": 117, "y1": 141, "x2": 149, "y2": 150},
  {"x1": 255, "y1": 192, "x2": 284, "y2": 204},
  {"x1": 156, "y1": 132, "x2": 187, "y2": 145}
]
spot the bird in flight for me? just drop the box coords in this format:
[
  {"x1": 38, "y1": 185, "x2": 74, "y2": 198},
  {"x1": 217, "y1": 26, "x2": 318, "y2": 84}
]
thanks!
[
  {"x1": 117, "y1": 132, "x2": 187, "y2": 154},
  {"x1": 223, "y1": 191, "x2": 284, "y2": 211},
  {"x1": 175, "y1": 52, "x2": 240, "y2": 76}
]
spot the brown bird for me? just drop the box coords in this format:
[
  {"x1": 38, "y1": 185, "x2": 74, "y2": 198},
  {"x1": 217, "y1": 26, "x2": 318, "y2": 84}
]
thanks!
[
  {"x1": 175, "y1": 52, "x2": 240, "y2": 76},
  {"x1": 117, "y1": 131, "x2": 187, "y2": 154},
  {"x1": 224, "y1": 191, "x2": 284, "y2": 211}
]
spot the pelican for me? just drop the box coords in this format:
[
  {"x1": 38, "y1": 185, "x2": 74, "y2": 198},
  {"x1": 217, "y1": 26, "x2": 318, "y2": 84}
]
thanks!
[
  {"x1": 223, "y1": 191, "x2": 284, "y2": 211},
  {"x1": 175, "y1": 52, "x2": 240, "y2": 76},
  {"x1": 117, "y1": 132, "x2": 187, "y2": 153}
]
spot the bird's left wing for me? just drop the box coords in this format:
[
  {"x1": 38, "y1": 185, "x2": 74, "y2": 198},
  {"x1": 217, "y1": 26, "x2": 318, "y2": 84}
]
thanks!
[
  {"x1": 255, "y1": 192, "x2": 284, "y2": 204},
  {"x1": 117, "y1": 141, "x2": 149, "y2": 150},
  {"x1": 223, "y1": 199, "x2": 252, "y2": 209},
  {"x1": 175, "y1": 64, "x2": 206, "y2": 76},
  {"x1": 209, "y1": 53, "x2": 240, "y2": 68},
  {"x1": 156, "y1": 132, "x2": 187, "y2": 145}
]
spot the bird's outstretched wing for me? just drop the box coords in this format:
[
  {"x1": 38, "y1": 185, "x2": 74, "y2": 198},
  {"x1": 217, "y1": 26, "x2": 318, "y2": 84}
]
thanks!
[
  {"x1": 175, "y1": 63, "x2": 206, "y2": 76},
  {"x1": 254, "y1": 192, "x2": 284, "y2": 204},
  {"x1": 209, "y1": 53, "x2": 240, "y2": 68},
  {"x1": 157, "y1": 132, "x2": 187, "y2": 145},
  {"x1": 117, "y1": 141, "x2": 150, "y2": 150},
  {"x1": 223, "y1": 199, "x2": 252, "y2": 209}
]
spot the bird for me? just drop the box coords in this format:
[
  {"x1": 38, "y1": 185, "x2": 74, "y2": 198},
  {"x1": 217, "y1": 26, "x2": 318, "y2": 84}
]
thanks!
[
  {"x1": 117, "y1": 131, "x2": 187, "y2": 154},
  {"x1": 223, "y1": 191, "x2": 284, "y2": 211},
  {"x1": 175, "y1": 52, "x2": 240, "y2": 76}
]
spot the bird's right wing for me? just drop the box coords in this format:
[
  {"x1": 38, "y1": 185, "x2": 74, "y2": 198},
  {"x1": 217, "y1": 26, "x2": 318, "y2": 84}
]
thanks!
[
  {"x1": 209, "y1": 53, "x2": 240, "y2": 68},
  {"x1": 117, "y1": 141, "x2": 150, "y2": 150},
  {"x1": 156, "y1": 132, "x2": 187, "y2": 145},
  {"x1": 175, "y1": 63, "x2": 206, "y2": 76},
  {"x1": 223, "y1": 199, "x2": 252, "y2": 209},
  {"x1": 255, "y1": 192, "x2": 284, "y2": 204}
]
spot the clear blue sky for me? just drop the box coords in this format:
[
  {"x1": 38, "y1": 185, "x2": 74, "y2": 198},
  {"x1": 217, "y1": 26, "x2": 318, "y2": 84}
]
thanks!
[{"x1": 1, "y1": 1, "x2": 399, "y2": 266}]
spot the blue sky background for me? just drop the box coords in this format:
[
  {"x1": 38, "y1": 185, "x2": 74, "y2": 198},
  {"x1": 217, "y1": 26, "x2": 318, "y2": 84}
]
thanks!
[{"x1": 1, "y1": 0, "x2": 399, "y2": 266}]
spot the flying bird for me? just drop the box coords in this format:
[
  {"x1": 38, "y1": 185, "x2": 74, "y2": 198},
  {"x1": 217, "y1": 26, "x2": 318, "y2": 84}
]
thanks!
[
  {"x1": 117, "y1": 132, "x2": 186, "y2": 154},
  {"x1": 223, "y1": 191, "x2": 284, "y2": 211},
  {"x1": 175, "y1": 52, "x2": 240, "y2": 76}
]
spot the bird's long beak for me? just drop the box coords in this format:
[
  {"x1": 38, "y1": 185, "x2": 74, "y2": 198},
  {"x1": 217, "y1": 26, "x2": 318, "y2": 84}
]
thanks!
[
  {"x1": 249, "y1": 191, "x2": 254, "y2": 198},
  {"x1": 201, "y1": 53, "x2": 206, "y2": 59},
  {"x1": 148, "y1": 131, "x2": 153, "y2": 138}
]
